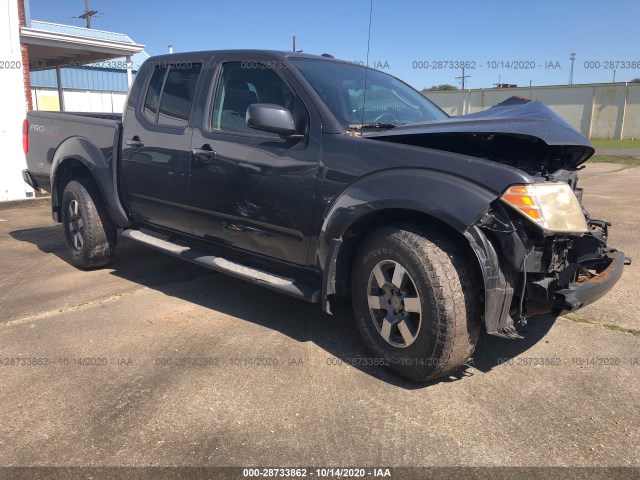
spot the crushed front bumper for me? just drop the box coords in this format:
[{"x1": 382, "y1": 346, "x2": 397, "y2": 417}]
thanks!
[
  {"x1": 554, "y1": 251, "x2": 626, "y2": 312},
  {"x1": 466, "y1": 224, "x2": 627, "y2": 339}
]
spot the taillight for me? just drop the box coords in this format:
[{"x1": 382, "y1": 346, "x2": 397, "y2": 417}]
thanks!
[{"x1": 22, "y1": 119, "x2": 29, "y2": 155}]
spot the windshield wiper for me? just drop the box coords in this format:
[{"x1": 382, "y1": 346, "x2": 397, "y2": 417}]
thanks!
[{"x1": 349, "y1": 122, "x2": 398, "y2": 131}]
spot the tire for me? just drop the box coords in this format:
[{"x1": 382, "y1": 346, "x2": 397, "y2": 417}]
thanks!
[
  {"x1": 61, "y1": 178, "x2": 116, "y2": 269},
  {"x1": 351, "y1": 225, "x2": 480, "y2": 382}
]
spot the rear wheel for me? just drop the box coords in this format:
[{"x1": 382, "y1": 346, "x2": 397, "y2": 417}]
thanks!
[
  {"x1": 61, "y1": 179, "x2": 116, "y2": 269},
  {"x1": 351, "y1": 225, "x2": 480, "y2": 382}
]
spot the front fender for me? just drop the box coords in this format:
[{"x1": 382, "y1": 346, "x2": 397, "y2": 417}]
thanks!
[
  {"x1": 317, "y1": 168, "x2": 497, "y2": 268},
  {"x1": 317, "y1": 168, "x2": 500, "y2": 314}
]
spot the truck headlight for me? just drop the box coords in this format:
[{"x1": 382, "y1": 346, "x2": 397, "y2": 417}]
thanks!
[{"x1": 501, "y1": 183, "x2": 588, "y2": 234}]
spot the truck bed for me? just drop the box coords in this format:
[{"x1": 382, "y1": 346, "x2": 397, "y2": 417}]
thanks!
[
  {"x1": 48, "y1": 111, "x2": 123, "y2": 121},
  {"x1": 25, "y1": 110, "x2": 123, "y2": 195}
]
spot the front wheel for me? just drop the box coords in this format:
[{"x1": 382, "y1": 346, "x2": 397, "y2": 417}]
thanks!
[
  {"x1": 61, "y1": 179, "x2": 116, "y2": 269},
  {"x1": 351, "y1": 226, "x2": 481, "y2": 382}
]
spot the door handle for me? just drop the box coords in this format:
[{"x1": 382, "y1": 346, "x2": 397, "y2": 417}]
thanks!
[
  {"x1": 126, "y1": 137, "x2": 144, "y2": 149},
  {"x1": 192, "y1": 145, "x2": 217, "y2": 164}
]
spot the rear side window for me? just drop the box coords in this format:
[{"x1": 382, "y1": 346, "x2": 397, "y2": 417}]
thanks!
[
  {"x1": 157, "y1": 63, "x2": 202, "y2": 127},
  {"x1": 142, "y1": 63, "x2": 202, "y2": 127},
  {"x1": 143, "y1": 65, "x2": 167, "y2": 123}
]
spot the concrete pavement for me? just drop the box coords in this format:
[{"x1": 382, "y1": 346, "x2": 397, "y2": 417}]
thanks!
[
  {"x1": 0, "y1": 162, "x2": 638, "y2": 471},
  {"x1": 577, "y1": 163, "x2": 639, "y2": 330}
]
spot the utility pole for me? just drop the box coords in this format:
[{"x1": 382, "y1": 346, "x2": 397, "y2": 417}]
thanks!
[
  {"x1": 455, "y1": 65, "x2": 470, "y2": 90},
  {"x1": 612, "y1": 69, "x2": 616, "y2": 82},
  {"x1": 569, "y1": 52, "x2": 576, "y2": 85},
  {"x1": 74, "y1": 0, "x2": 99, "y2": 28}
]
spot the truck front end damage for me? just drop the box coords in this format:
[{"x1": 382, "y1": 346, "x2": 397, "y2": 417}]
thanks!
[
  {"x1": 365, "y1": 96, "x2": 628, "y2": 338},
  {"x1": 466, "y1": 198, "x2": 627, "y2": 339}
]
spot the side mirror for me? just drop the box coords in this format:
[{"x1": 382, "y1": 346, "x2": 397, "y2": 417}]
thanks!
[{"x1": 246, "y1": 103, "x2": 304, "y2": 141}]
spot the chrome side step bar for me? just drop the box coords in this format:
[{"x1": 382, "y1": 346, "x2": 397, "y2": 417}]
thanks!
[{"x1": 122, "y1": 229, "x2": 321, "y2": 303}]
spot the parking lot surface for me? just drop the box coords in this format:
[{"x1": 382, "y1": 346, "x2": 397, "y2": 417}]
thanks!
[{"x1": 0, "y1": 162, "x2": 638, "y2": 469}]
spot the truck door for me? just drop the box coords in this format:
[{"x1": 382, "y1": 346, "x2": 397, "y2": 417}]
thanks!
[
  {"x1": 121, "y1": 62, "x2": 203, "y2": 233},
  {"x1": 188, "y1": 59, "x2": 320, "y2": 265}
]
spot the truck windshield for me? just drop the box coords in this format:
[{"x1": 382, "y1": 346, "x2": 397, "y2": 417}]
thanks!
[{"x1": 290, "y1": 58, "x2": 448, "y2": 129}]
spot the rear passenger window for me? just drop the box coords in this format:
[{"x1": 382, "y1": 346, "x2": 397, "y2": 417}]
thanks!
[
  {"x1": 143, "y1": 65, "x2": 167, "y2": 123},
  {"x1": 157, "y1": 63, "x2": 202, "y2": 127}
]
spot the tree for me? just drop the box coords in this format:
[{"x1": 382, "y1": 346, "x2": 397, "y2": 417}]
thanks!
[
  {"x1": 631, "y1": 78, "x2": 640, "y2": 83},
  {"x1": 422, "y1": 84, "x2": 458, "y2": 92}
]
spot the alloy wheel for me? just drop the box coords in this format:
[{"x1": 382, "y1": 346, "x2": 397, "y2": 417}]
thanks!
[
  {"x1": 67, "y1": 199, "x2": 84, "y2": 250},
  {"x1": 366, "y1": 260, "x2": 422, "y2": 348}
]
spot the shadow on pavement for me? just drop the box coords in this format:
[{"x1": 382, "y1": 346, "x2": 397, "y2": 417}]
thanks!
[
  {"x1": 10, "y1": 224, "x2": 557, "y2": 389},
  {"x1": 472, "y1": 315, "x2": 557, "y2": 372}
]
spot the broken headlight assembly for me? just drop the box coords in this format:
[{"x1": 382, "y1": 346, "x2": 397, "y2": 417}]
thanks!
[{"x1": 500, "y1": 183, "x2": 588, "y2": 234}]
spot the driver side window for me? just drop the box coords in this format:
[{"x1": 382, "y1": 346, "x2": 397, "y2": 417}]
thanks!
[{"x1": 211, "y1": 62, "x2": 295, "y2": 137}]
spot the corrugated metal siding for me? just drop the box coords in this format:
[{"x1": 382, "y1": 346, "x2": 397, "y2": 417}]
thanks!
[
  {"x1": 85, "y1": 51, "x2": 150, "y2": 70},
  {"x1": 30, "y1": 68, "x2": 138, "y2": 91}
]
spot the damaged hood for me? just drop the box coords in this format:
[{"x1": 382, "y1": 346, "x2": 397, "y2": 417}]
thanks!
[{"x1": 366, "y1": 97, "x2": 595, "y2": 169}]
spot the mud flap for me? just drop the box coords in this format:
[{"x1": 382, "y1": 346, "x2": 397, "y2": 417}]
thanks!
[{"x1": 465, "y1": 226, "x2": 523, "y2": 339}]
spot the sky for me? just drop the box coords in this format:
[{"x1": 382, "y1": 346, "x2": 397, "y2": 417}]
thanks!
[{"x1": 27, "y1": 0, "x2": 640, "y2": 90}]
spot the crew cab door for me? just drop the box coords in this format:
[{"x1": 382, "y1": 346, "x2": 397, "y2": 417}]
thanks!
[
  {"x1": 188, "y1": 57, "x2": 320, "y2": 265},
  {"x1": 121, "y1": 62, "x2": 203, "y2": 233}
]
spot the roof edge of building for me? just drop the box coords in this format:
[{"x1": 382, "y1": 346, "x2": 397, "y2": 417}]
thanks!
[{"x1": 29, "y1": 19, "x2": 137, "y2": 43}]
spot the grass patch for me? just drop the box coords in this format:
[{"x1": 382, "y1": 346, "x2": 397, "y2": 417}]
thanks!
[
  {"x1": 590, "y1": 139, "x2": 640, "y2": 149},
  {"x1": 563, "y1": 313, "x2": 640, "y2": 337},
  {"x1": 589, "y1": 155, "x2": 640, "y2": 166}
]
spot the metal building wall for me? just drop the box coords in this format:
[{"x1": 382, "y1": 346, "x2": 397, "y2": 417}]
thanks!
[
  {"x1": 30, "y1": 68, "x2": 132, "y2": 92},
  {"x1": 425, "y1": 83, "x2": 640, "y2": 139},
  {"x1": 31, "y1": 88, "x2": 127, "y2": 113}
]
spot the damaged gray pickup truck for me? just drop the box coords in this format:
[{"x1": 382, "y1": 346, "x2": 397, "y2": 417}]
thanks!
[{"x1": 22, "y1": 51, "x2": 627, "y2": 381}]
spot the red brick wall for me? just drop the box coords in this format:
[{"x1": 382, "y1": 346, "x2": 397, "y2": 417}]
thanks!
[
  {"x1": 17, "y1": 0, "x2": 26, "y2": 24},
  {"x1": 17, "y1": 0, "x2": 33, "y2": 111}
]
